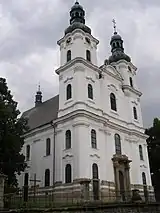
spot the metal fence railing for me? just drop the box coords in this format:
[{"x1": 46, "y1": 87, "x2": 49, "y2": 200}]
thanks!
[{"x1": 3, "y1": 188, "x2": 156, "y2": 209}]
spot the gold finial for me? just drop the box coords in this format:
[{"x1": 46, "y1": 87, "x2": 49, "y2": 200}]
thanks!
[{"x1": 112, "y1": 19, "x2": 117, "y2": 34}]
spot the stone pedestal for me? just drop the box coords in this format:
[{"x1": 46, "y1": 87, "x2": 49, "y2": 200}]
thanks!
[
  {"x1": 80, "y1": 179, "x2": 91, "y2": 201},
  {"x1": 0, "y1": 174, "x2": 6, "y2": 209}
]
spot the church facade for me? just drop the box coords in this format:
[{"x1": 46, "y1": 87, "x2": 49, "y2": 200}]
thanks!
[{"x1": 18, "y1": 1, "x2": 153, "y2": 201}]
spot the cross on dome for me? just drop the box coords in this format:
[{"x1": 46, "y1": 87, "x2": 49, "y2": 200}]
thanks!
[{"x1": 112, "y1": 19, "x2": 117, "y2": 34}]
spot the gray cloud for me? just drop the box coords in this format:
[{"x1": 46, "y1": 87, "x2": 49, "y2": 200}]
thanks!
[{"x1": 0, "y1": 0, "x2": 160, "y2": 127}]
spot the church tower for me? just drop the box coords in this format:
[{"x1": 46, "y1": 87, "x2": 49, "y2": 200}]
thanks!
[
  {"x1": 54, "y1": 2, "x2": 153, "y2": 201},
  {"x1": 56, "y1": 1, "x2": 99, "y2": 118}
]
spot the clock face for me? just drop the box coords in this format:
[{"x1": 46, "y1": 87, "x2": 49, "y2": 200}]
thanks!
[
  {"x1": 85, "y1": 37, "x2": 90, "y2": 44},
  {"x1": 66, "y1": 37, "x2": 71, "y2": 44}
]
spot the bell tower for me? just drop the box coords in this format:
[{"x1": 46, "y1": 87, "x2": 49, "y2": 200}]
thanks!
[
  {"x1": 56, "y1": 1, "x2": 99, "y2": 117},
  {"x1": 57, "y1": 1, "x2": 99, "y2": 66}
]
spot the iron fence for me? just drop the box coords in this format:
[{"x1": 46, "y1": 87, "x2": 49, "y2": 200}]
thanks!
[{"x1": 3, "y1": 187, "x2": 156, "y2": 209}]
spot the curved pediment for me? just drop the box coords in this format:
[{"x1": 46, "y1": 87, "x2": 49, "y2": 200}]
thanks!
[{"x1": 102, "y1": 65, "x2": 122, "y2": 80}]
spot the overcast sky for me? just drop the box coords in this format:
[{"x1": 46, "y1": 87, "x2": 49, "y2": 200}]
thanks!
[{"x1": 0, "y1": 0, "x2": 160, "y2": 128}]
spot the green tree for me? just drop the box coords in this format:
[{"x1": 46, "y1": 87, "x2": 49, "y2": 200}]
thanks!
[
  {"x1": 145, "y1": 118, "x2": 160, "y2": 201},
  {"x1": 0, "y1": 78, "x2": 28, "y2": 188}
]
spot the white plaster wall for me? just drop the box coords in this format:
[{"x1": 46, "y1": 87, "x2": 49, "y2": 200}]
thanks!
[
  {"x1": 17, "y1": 128, "x2": 55, "y2": 188},
  {"x1": 58, "y1": 30, "x2": 98, "y2": 67}
]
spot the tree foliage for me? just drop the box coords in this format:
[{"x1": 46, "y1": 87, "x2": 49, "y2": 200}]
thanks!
[
  {"x1": 145, "y1": 118, "x2": 160, "y2": 199},
  {"x1": 0, "y1": 78, "x2": 28, "y2": 187}
]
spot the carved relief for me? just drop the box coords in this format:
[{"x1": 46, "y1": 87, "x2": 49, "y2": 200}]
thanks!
[
  {"x1": 74, "y1": 66, "x2": 85, "y2": 72},
  {"x1": 108, "y1": 84, "x2": 118, "y2": 92},
  {"x1": 90, "y1": 154, "x2": 100, "y2": 159},
  {"x1": 64, "y1": 77, "x2": 73, "y2": 83},
  {"x1": 86, "y1": 76, "x2": 95, "y2": 83},
  {"x1": 62, "y1": 154, "x2": 73, "y2": 159},
  {"x1": 73, "y1": 34, "x2": 83, "y2": 40}
]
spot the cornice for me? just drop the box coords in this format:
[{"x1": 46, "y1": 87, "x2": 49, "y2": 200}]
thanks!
[
  {"x1": 122, "y1": 85, "x2": 142, "y2": 97},
  {"x1": 55, "y1": 57, "x2": 100, "y2": 75},
  {"x1": 57, "y1": 28, "x2": 99, "y2": 46},
  {"x1": 100, "y1": 66, "x2": 122, "y2": 82},
  {"x1": 72, "y1": 122, "x2": 90, "y2": 128}
]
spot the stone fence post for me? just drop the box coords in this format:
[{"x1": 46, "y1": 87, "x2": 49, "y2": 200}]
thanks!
[{"x1": 0, "y1": 174, "x2": 6, "y2": 209}]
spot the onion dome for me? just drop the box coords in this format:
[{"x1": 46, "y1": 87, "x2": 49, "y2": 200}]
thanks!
[
  {"x1": 65, "y1": 1, "x2": 91, "y2": 35},
  {"x1": 108, "y1": 20, "x2": 131, "y2": 64}
]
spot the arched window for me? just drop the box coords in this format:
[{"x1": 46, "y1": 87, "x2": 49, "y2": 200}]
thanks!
[
  {"x1": 66, "y1": 130, "x2": 71, "y2": 149},
  {"x1": 129, "y1": 77, "x2": 133, "y2": 87},
  {"x1": 66, "y1": 84, "x2": 72, "y2": 100},
  {"x1": 67, "y1": 50, "x2": 71, "y2": 62},
  {"x1": 92, "y1": 163, "x2": 99, "y2": 179},
  {"x1": 65, "y1": 164, "x2": 72, "y2": 183},
  {"x1": 139, "y1": 145, "x2": 143, "y2": 160},
  {"x1": 88, "y1": 84, "x2": 93, "y2": 99},
  {"x1": 86, "y1": 50, "x2": 91, "y2": 62},
  {"x1": 24, "y1": 173, "x2": 29, "y2": 186},
  {"x1": 46, "y1": 138, "x2": 51, "y2": 156},
  {"x1": 142, "y1": 172, "x2": 147, "y2": 185},
  {"x1": 133, "y1": 107, "x2": 138, "y2": 120},
  {"x1": 26, "y1": 145, "x2": 30, "y2": 161},
  {"x1": 115, "y1": 134, "x2": 121, "y2": 155},
  {"x1": 45, "y1": 169, "x2": 50, "y2": 187},
  {"x1": 110, "y1": 93, "x2": 117, "y2": 111},
  {"x1": 91, "y1": 129, "x2": 97, "y2": 149}
]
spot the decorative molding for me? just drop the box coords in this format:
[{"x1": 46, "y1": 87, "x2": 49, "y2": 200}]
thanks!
[
  {"x1": 140, "y1": 164, "x2": 147, "y2": 169},
  {"x1": 74, "y1": 66, "x2": 85, "y2": 73},
  {"x1": 90, "y1": 154, "x2": 100, "y2": 159},
  {"x1": 72, "y1": 122, "x2": 90, "y2": 128},
  {"x1": 62, "y1": 154, "x2": 73, "y2": 159},
  {"x1": 64, "y1": 99, "x2": 73, "y2": 105},
  {"x1": 59, "y1": 75, "x2": 63, "y2": 81},
  {"x1": 86, "y1": 76, "x2": 95, "y2": 83},
  {"x1": 131, "y1": 101, "x2": 138, "y2": 106},
  {"x1": 33, "y1": 139, "x2": 40, "y2": 143},
  {"x1": 55, "y1": 129, "x2": 63, "y2": 134},
  {"x1": 122, "y1": 85, "x2": 142, "y2": 97},
  {"x1": 108, "y1": 84, "x2": 118, "y2": 92},
  {"x1": 87, "y1": 99, "x2": 95, "y2": 104},
  {"x1": 99, "y1": 128, "x2": 111, "y2": 136},
  {"x1": 73, "y1": 34, "x2": 83, "y2": 40},
  {"x1": 56, "y1": 57, "x2": 100, "y2": 75},
  {"x1": 64, "y1": 77, "x2": 73, "y2": 83}
]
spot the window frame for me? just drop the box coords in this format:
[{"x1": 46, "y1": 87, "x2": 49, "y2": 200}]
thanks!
[
  {"x1": 86, "y1": 50, "x2": 91, "y2": 62},
  {"x1": 88, "y1": 84, "x2": 93, "y2": 100},
  {"x1": 133, "y1": 106, "x2": 138, "y2": 120},
  {"x1": 65, "y1": 164, "x2": 72, "y2": 183},
  {"x1": 129, "y1": 77, "x2": 133, "y2": 87},
  {"x1": 67, "y1": 50, "x2": 71, "y2": 62},
  {"x1": 26, "y1": 145, "x2": 30, "y2": 161},
  {"x1": 46, "y1": 138, "x2": 51, "y2": 156},
  {"x1": 45, "y1": 169, "x2": 50, "y2": 187},
  {"x1": 92, "y1": 163, "x2": 99, "y2": 179},
  {"x1": 139, "y1": 145, "x2": 144, "y2": 160},
  {"x1": 115, "y1": 134, "x2": 122, "y2": 155},
  {"x1": 66, "y1": 130, "x2": 71, "y2": 149},
  {"x1": 91, "y1": 129, "x2": 97, "y2": 149},
  {"x1": 66, "y1": 84, "x2": 72, "y2": 100},
  {"x1": 142, "y1": 172, "x2": 147, "y2": 185},
  {"x1": 110, "y1": 93, "x2": 117, "y2": 111}
]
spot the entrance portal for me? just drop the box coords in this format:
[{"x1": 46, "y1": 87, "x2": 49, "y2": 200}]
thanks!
[{"x1": 112, "y1": 155, "x2": 131, "y2": 201}]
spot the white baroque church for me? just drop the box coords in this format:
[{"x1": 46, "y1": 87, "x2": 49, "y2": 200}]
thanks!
[{"x1": 18, "y1": 1, "x2": 153, "y2": 201}]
